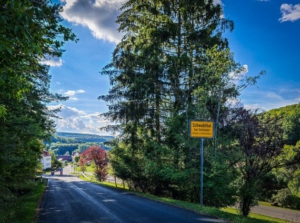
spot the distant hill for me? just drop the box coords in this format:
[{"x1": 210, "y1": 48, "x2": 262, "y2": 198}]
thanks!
[
  {"x1": 54, "y1": 132, "x2": 114, "y2": 143},
  {"x1": 44, "y1": 132, "x2": 114, "y2": 155},
  {"x1": 266, "y1": 103, "x2": 300, "y2": 146},
  {"x1": 267, "y1": 103, "x2": 300, "y2": 117}
]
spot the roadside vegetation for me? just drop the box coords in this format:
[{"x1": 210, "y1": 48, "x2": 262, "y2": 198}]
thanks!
[
  {"x1": 97, "y1": 0, "x2": 300, "y2": 218},
  {"x1": 0, "y1": 180, "x2": 47, "y2": 223},
  {"x1": 0, "y1": 0, "x2": 77, "y2": 219}
]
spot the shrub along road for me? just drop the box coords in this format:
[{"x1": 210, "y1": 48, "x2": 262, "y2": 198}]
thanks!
[{"x1": 38, "y1": 174, "x2": 227, "y2": 223}]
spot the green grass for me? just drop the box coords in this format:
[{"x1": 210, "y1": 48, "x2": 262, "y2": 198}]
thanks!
[
  {"x1": 85, "y1": 165, "x2": 95, "y2": 172},
  {"x1": 259, "y1": 201, "x2": 273, "y2": 207},
  {"x1": 73, "y1": 164, "x2": 96, "y2": 173},
  {"x1": 79, "y1": 174, "x2": 128, "y2": 189},
  {"x1": 0, "y1": 180, "x2": 47, "y2": 223},
  {"x1": 221, "y1": 207, "x2": 288, "y2": 223},
  {"x1": 78, "y1": 176, "x2": 288, "y2": 223}
]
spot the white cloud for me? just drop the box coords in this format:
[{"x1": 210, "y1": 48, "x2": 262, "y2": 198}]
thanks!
[
  {"x1": 229, "y1": 64, "x2": 248, "y2": 86},
  {"x1": 56, "y1": 82, "x2": 61, "y2": 85},
  {"x1": 49, "y1": 104, "x2": 86, "y2": 118},
  {"x1": 226, "y1": 98, "x2": 244, "y2": 108},
  {"x1": 244, "y1": 104, "x2": 260, "y2": 110},
  {"x1": 64, "y1": 90, "x2": 76, "y2": 96},
  {"x1": 265, "y1": 92, "x2": 283, "y2": 101},
  {"x1": 48, "y1": 104, "x2": 112, "y2": 135},
  {"x1": 60, "y1": 0, "x2": 227, "y2": 42},
  {"x1": 213, "y1": 0, "x2": 223, "y2": 5},
  {"x1": 69, "y1": 97, "x2": 78, "y2": 100},
  {"x1": 279, "y1": 4, "x2": 300, "y2": 22},
  {"x1": 64, "y1": 90, "x2": 85, "y2": 97},
  {"x1": 40, "y1": 57, "x2": 63, "y2": 67},
  {"x1": 241, "y1": 88, "x2": 300, "y2": 111},
  {"x1": 60, "y1": 0, "x2": 125, "y2": 43}
]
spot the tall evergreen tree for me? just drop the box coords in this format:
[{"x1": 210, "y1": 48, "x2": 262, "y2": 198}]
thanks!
[{"x1": 100, "y1": 0, "x2": 242, "y2": 204}]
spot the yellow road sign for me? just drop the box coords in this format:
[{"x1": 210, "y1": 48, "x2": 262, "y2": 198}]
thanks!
[{"x1": 190, "y1": 121, "x2": 214, "y2": 138}]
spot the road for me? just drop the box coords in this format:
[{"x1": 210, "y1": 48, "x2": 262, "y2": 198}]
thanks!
[
  {"x1": 251, "y1": 205, "x2": 300, "y2": 222},
  {"x1": 38, "y1": 168, "x2": 227, "y2": 223}
]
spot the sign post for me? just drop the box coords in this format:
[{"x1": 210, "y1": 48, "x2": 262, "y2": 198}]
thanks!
[{"x1": 189, "y1": 120, "x2": 214, "y2": 207}]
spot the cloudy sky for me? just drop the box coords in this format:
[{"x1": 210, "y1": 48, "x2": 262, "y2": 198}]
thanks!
[{"x1": 48, "y1": 0, "x2": 300, "y2": 135}]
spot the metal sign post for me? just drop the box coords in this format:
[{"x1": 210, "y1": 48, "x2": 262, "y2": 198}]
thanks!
[
  {"x1": 200, "y1": 138, "x2": 204, "y2": 207},
  {"x1": 189, "y1": 120, "x2": 214, "y2": 207}
]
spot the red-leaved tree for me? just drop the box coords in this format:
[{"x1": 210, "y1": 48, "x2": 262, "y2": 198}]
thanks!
[{"x1": 79, "y1": 145, "x2": 108, "y2": 181}]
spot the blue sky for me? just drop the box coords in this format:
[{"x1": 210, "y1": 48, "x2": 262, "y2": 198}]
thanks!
[{"x1": 47, "y1": 0, "x2": 300, "y2": 135}]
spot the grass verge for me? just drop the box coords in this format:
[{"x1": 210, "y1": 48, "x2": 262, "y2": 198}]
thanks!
[
  {"x1": 259, "y1": 201, "x2": 273, "y2": 207},
  {"x1": 79, "y1": 175, "x2": 287, "y2": 223},
  {"x1": 0, "y1": 180, "x2": 47, "y2": 223},
  {"x1": 79, "y1": 174, "x2": 128, "y2": 189}
]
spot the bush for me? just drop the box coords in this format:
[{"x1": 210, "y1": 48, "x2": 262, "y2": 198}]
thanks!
[
  {"x1": 271, "y1": 188, "x2": 300, "y2": 210},
  {"x1": 271, "y1": 188, "x2": 290, "y2": 206},
  {"x1": 284, "y1": 195, "x2": 300, "y2": 210}
]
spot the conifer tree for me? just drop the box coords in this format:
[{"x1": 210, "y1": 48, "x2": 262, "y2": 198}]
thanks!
[{"x1": 100, "y1": 0, "x2": 242, "y2": 203}]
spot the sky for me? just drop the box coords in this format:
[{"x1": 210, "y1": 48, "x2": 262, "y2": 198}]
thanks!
[{"x1": 47, "y1": 0, "x2": 300, "y2": 135}]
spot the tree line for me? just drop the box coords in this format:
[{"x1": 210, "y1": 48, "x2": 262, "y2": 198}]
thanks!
[
  {"x1": 44, "y1": 132, "x2": 113, "y2": 155},
  {"x1": 99, "y1": 0, "x2": 300, "y2": 216},
  {"x1": 0, "y1": 0, "x2": 76, "y2": 221},
  {"x1": 46, "y1": 132, "x2": 113, "y2": 143},
  {"x1": 48, "y1": 142, "x2": 111, "y2": 155}
]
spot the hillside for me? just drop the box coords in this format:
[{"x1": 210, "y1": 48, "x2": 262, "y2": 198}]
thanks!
[
  {"x1": 44, "y1": 132, "x2": 114, "y2": 155},
  {"x1": 267, "y1": 103, "x2": 300, "y2": 116},
  {"x1": 53, "y1": 132, "x2": 114, "y2": 143},
  {"x1": 266, "y1": 103, "x2": 300, "y2": 145}
]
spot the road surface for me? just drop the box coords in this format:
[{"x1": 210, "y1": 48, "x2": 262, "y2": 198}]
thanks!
[
  {"x1": 38, "y1": 169, "x2": 227, "y2": 223},
  {"x1": 251, "y1": 205, "x2": 300, "y2": 222}
]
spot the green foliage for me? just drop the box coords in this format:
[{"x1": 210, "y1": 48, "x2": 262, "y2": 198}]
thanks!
[
  {"x1": 50, "y1": 143, "x2": 79, "y2": 155},
  {"x1": 204, "y1": 152, "x2": 239, "y2": 208},
  {"x1": 272, "y1": 141, "x2": 300, "y2": 200},
  {"x1": 100, "y1": 0, "x2": 287, "y2": 216},
  {"x1": 46, "y1": 132, "x2": 113, "y2": 144},
  {"x1": 74, "y1": 156, "x2": 80, "y2": 163},
  {"x1": 267, "y1": 103, "x2": 300, "y2": 145},
  {"x1": 0, "y1": 0, "x2": 76, "y2": 213},
  {"x1": 0, "y1": 180, "x2": 46, "y2": 223},
  {"x1": 271, "y1": 188, "x2": 300, "y2": 210},
  {"x1": 101, "y1": 0, "x2": 246, "y2": 208},
  {"x1": 225, "y1": 109, "x2": 285, "y2": 216},
  {"x1": 258, "y1": 105, "x2": 300, "y2": 207},
  {"x1": 258, "y1": 173, "x2": 286, "y2": 200},
  {"x1": 45, "y1": 132, "x2": 113, "y2": 155}
]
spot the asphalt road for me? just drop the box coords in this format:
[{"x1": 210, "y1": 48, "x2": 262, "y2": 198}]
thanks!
[
  {"x1": 38, "y1": 172, "x2": 227, "y2": 223},
  {"x1": 251, "y1": 205, "x2": 300, "y2": 222}
]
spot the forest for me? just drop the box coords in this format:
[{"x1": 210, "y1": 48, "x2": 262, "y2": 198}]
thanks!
[
  {"x1": 44, "y1": 132, "x2": 113, "y2": 155},
  {"x1": 99, "y1": 0, "x2": 300, "y2": 217}
]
